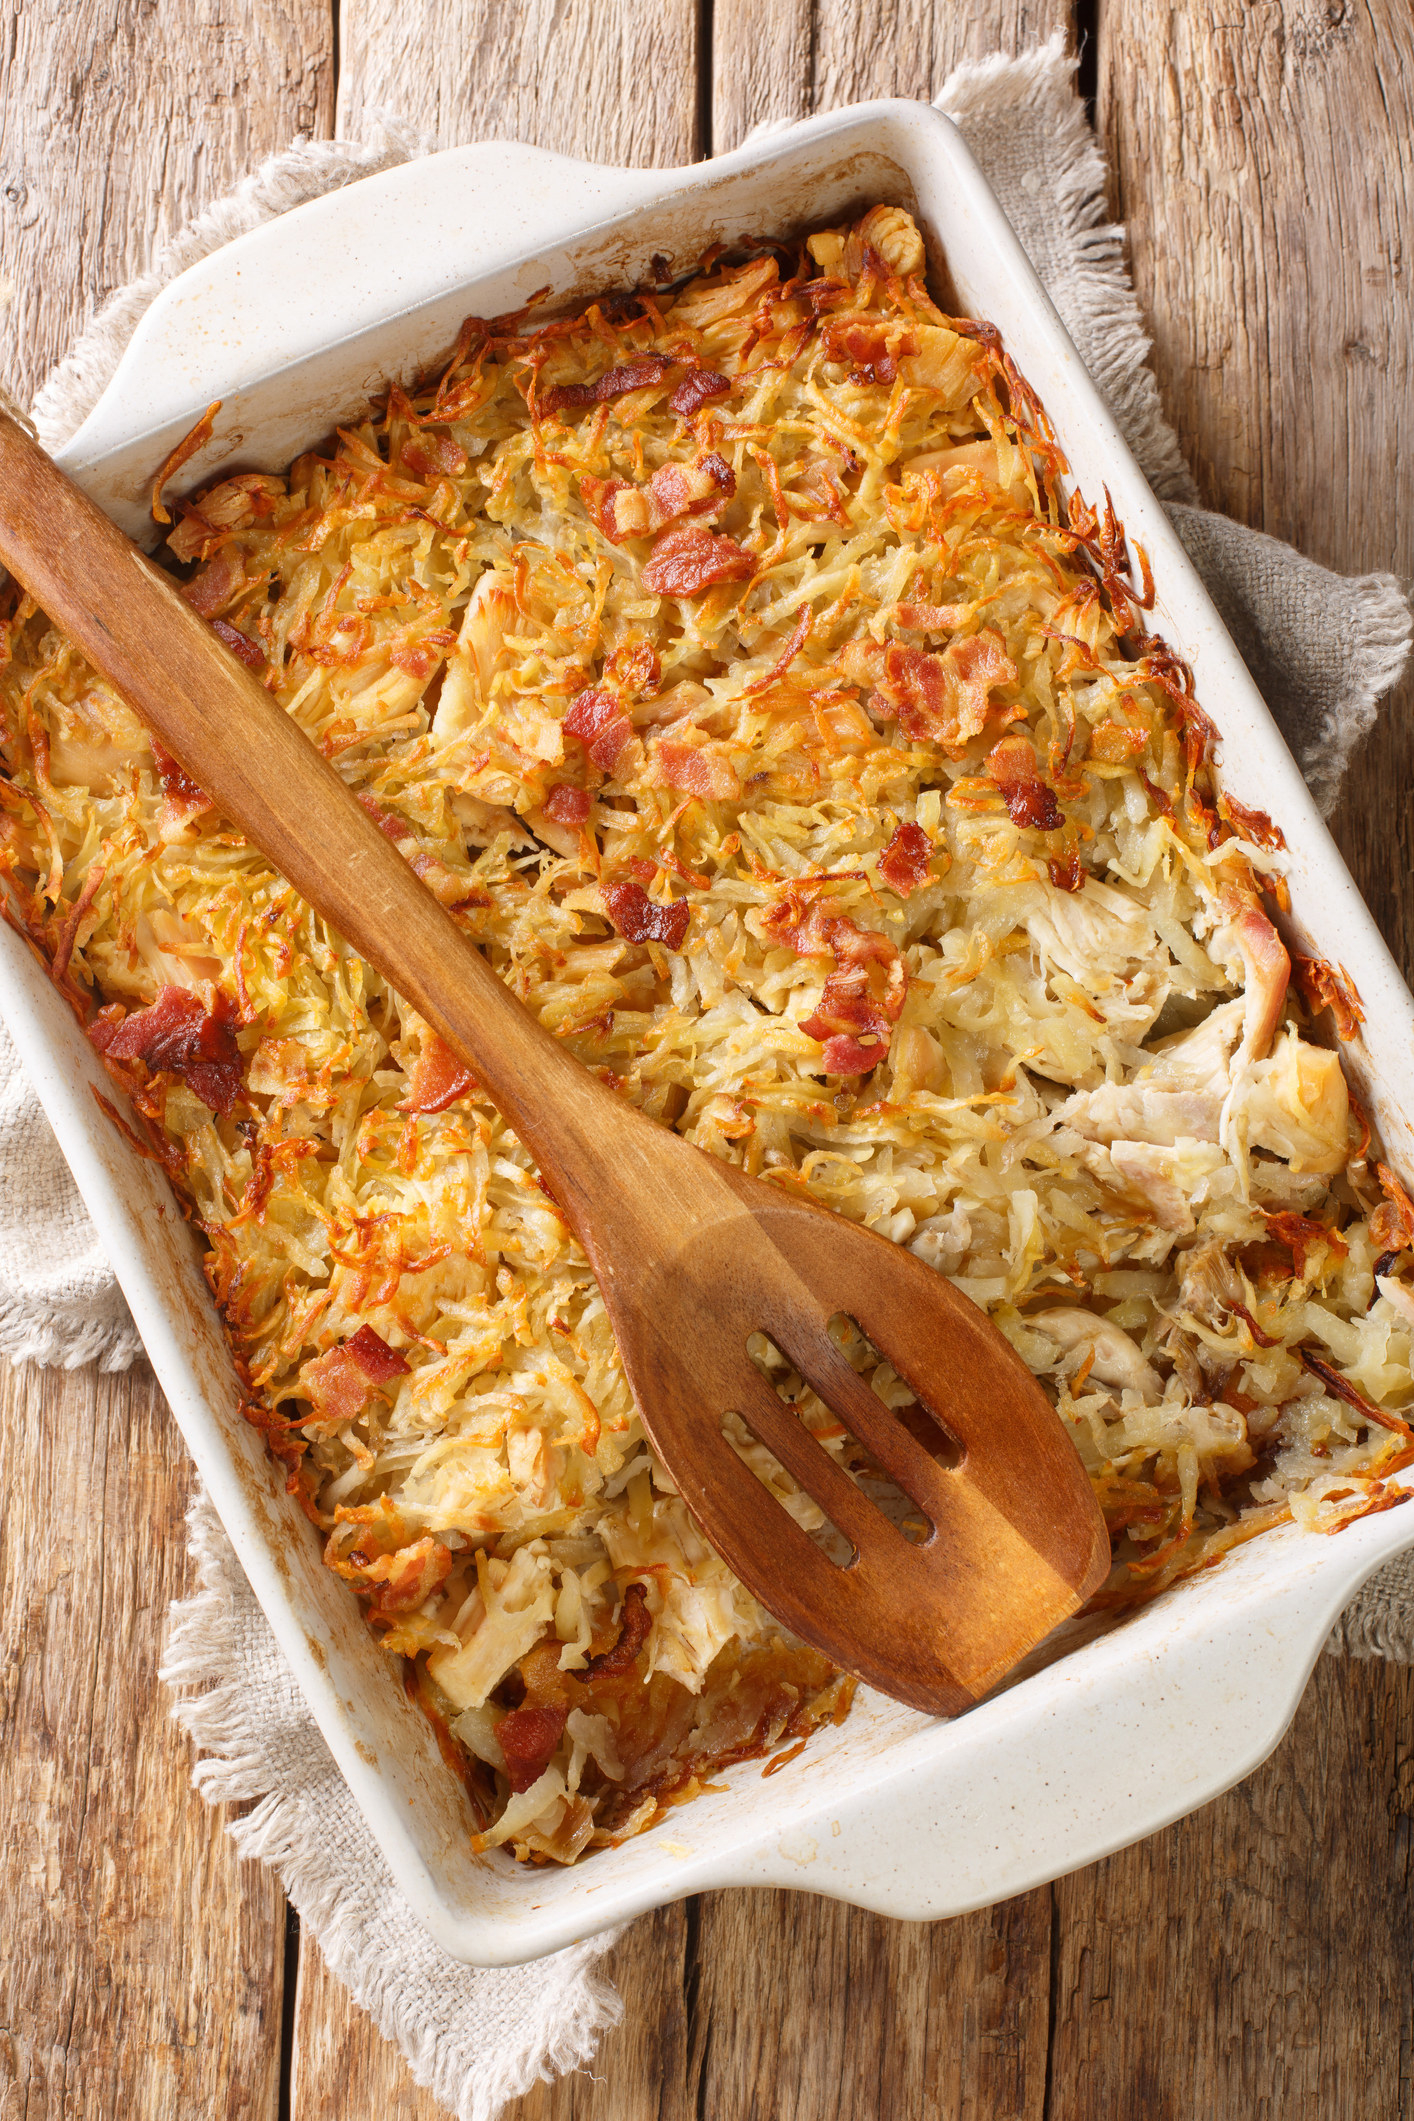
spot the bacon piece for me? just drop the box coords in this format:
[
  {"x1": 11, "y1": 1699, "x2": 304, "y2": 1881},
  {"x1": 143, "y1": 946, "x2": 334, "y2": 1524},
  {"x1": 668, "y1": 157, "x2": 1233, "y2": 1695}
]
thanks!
[
  {"x1": 878, "y1": 821, "x2": 932, "y2": 896},
  {"x1": 91, "y1": 984, "x2": 243, "y2": 1114},
  {"x1": 151, "y1": 741, "x2": 206, "y2": 804},
  {"x1": 347, "y1": 1324, "x2": 410, "y2": 1383},
  {"x1": 647, "y1": 451, "x2": 735, "y2": 529},
  {"x1": 303, "y1": 1345, "x2": 375, "y2": 1424},
  {"x1": 579, "y1": 476, "x2": 640, "y2": 541},
  {"x1": 367, "y1": 1536, "x2": 453, "y2": 1617},
  {"x1": 564, "y1": 687, "x2": 633, "y2": 772},
  {"x1": 401, "y1": 431, "x2": 468, "y2": 479},
  {"x1": 987, "y1": 734, "x2": 1064, "y2": 831},
  {"x1": 602, "y1": 879, "x2": 691, "y2": 951},
  {"x1": 822, "y1": 319, "x2": 916, "y2": 384},
  {"x1": 878, "y1": 631, "x2": 1019, "y2": 749},
  {"x1": 401, "y1": 1029, "x2": 476, "y2": 1113},
  {"x1": 642, "y1": 525, "x2": 754, "y2": 597},
  {"x1": 151, "y1": 738, "x2": 215, "y2": 837},
  {"x1": 765, "y1": 888, "x2": 905, "y2": 1075},
  {"x1": 496, "y1": 1700, "x2": 571, "y2": 1794},
  {"x1": 799, "y1": 967, "x2": 893, "y2": 1033},
  {"x1": 582, "y1": 452, "x2": 735, "y2": 543},
  {"x1": 543, "y1": 782, "x2": 593, "y2": 827},
  {"x1": 816, "y1": 1033, "x2": 890, "y2": 1075},
  {"x1": 210, "y1": 617, "x2": 265, "y2": 671},
  {"x1": 657, "y1": 733, "x2": 741, "y2": 802},
  {"x1": 825, "y1": 322, "x2": 898, "y2": 364},
  {"x1": 800, "y1": 968, "x2": 894, "y2": 1076},
  {"x1": 303, "y1": 1327, "x2": 409, "y2": 1426},
  {"x1": 181, "y1": 544, "x2": 247, "y2": 619},
  {"x1": 669, "y1": 368, "x2": 731, "y2": 416},
  {"x1": 938, "y1": 632, "x2": 1020, "y2": 740},
  {"x1": 763, "y1": 892, "x2": 896, "y2": 970},
  {"x1": 583, "y1": 1581, "x2": 653, "y2": 1679},
  {"x1": 540, "y1": 356, "x2": 669, "y2": 417}
]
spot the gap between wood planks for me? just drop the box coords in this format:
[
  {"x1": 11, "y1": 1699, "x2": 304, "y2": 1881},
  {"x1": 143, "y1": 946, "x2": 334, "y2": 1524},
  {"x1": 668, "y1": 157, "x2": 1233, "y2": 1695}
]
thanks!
[
  {"x1": 281, "y1": 1899, "x2": 301, "y2": 2121},
  {"x1": 1075, "y1": 0, "x2": 1099, "y2": 121}
]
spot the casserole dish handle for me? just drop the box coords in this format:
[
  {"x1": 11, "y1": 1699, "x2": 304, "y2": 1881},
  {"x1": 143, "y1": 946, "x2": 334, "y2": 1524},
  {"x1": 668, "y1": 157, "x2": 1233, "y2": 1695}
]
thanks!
[{"x1": 713, "y1": 1532, "x2": 1395, "y2": 1918}]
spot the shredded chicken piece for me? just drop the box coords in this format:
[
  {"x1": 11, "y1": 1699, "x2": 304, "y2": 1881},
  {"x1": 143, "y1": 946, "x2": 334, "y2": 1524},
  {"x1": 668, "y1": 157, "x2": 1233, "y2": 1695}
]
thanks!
[{"x1": 1028, "y1": 1310, "x2": 1162, "y2": 1399}]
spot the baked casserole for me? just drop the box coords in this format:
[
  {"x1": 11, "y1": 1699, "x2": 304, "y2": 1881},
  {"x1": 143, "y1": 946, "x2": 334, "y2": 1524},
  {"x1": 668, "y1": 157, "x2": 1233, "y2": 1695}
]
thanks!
[{"x1": 2, "y1": 204, "x2": 1411, "y2": 1865}]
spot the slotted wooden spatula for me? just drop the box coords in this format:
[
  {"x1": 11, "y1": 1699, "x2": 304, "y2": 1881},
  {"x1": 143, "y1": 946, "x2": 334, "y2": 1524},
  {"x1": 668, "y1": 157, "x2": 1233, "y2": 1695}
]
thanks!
[{"x1": 0, "y1": 409, "x2": 1110, "y2": 1713}]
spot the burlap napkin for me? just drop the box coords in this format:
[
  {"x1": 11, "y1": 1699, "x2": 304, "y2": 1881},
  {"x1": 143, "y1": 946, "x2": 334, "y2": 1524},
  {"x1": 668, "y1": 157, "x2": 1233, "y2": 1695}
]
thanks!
[{"x1": 3, "y1": 35, "x2": 1411, "y2": 2118}]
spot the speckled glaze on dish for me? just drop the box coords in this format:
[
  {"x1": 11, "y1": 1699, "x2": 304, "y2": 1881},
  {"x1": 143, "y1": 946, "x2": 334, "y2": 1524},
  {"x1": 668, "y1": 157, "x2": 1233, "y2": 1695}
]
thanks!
[{"x1": 6, "y1": 105, "x2": 1413, "y2": 1965}]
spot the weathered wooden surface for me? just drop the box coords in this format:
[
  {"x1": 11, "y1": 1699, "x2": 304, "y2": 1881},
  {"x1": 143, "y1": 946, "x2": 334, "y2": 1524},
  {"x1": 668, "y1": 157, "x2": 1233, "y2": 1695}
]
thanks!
[
  {"x1": 5, "y1": 0, "x2": 1414, "y2": 2116},
  {"x1": 0, "y1": 4, "x2": 323, "y2": 2116},
  {"x1": 0, "y1": 0, "x2": 334, "y2": 409},
  {"x1": 0, "y1": 1357, "x2": 288, "y2": 2118},
  {"x1": 710, "y1": 0, "x2": 1073, "y2": 152},
  {"x1": 1049, "y1": 1653, "x2": 1414, "y2": 2121},
  {"x1": 1098, "y1": 0, "x2": 1414, "y2": 978},
  {"x1": 336, "y1": 0, "x2": 704, "y2": 164}
]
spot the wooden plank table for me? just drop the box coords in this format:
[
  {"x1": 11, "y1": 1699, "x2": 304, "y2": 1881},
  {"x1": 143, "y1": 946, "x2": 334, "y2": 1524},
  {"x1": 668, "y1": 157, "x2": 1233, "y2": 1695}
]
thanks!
[{"x1": 2, "y1": 4, "x2": 1412, "y2": 2113}]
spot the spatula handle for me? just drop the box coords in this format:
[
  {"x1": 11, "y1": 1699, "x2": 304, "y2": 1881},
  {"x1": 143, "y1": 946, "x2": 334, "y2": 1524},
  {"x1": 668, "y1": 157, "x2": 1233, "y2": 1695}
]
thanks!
[{"x1": 0, "y1": 411, "x2": 614, "y2": 1186}]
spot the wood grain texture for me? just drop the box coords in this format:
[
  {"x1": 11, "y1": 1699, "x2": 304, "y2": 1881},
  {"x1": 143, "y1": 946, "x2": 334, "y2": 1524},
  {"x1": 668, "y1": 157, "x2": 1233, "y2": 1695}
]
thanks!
[
  {"x1": 292, "y1": 1906, "x2": 692, "y2": 2121},
  {"x1": 0, "y1": 0, "x2": 334, "y2": 408},
  {"x1": 335, "y1": 0, "x2": 704, "y2": 164},
  {"x1": 683, "y1": 1885, "x2": 1053, "y2": 2121},
  {"x1": 294, "y1": 1883, "x2": 1053, "y2": 2121},
  {"x1": 0, "y1": 7, "x2": 328, "y2": 2116},
  {"x1": 1098, "y1": 0, "x2": 1414, "y2": 976},
  {"x1": 0, "y1": 1357, "x2": 287, "y2": 2119},
  {"x1": 1048, "y1": 1652, "x2": 1414, "y2": 2121},
  {"x1": 710, "y1": 0, "x2": 1073, "y2": 154}
]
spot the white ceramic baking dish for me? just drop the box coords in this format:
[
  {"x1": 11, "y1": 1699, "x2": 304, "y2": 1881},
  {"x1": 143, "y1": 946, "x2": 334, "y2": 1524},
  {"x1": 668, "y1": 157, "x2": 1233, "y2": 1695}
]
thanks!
[{"x1": 7, "y1": 102, "x2": 1414, "y2": 1966}]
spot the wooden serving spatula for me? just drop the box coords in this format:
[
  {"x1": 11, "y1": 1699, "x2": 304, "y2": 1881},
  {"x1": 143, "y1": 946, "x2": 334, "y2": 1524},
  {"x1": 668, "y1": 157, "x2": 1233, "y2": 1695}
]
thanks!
[{"x1": 0, "y1": 410, "x2": 1110, "y2": 1714}]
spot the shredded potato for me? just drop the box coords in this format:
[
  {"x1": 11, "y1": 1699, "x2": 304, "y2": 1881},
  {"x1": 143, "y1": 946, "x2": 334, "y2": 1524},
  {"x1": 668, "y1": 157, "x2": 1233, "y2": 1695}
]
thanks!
[{"x1": 3, "y1": 207, "x2": 1411, "y2": 1865}]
